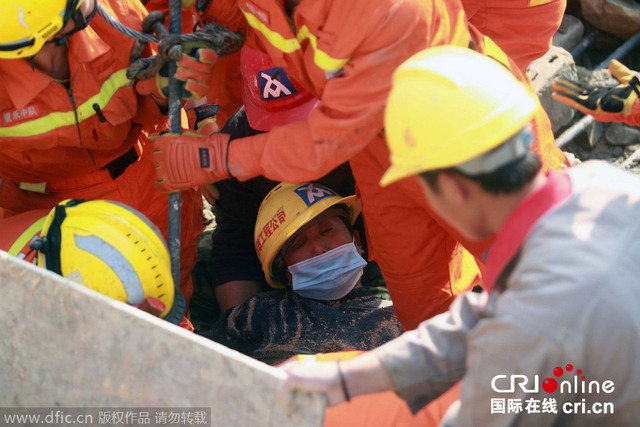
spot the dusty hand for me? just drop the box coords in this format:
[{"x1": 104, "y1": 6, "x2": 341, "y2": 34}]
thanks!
[
  {"x1": 279, "y1": 361, "x2": 348, "y2": 407},
  {"x1": 152, "y1": 131, "x2": 232, "y2": 193},
  {"x1": 552, "y1": 60, "x2": 640, "y2": 126},
  {"x1": 201, "y1": 183, "x2": 220, "y2": 206}
]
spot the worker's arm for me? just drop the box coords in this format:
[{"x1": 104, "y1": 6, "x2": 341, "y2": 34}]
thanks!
[
  {"x1": 280, "y1": 351, "x2": 395, "y2": 407},
  {"x1": 280, "y1": 291, "x2": 486, "y2": 408},
  {"x1": 227, "y1": 1, "x2": 454, "y2": 182},
  {"x1": 214, "y1": 280, "x2": 262, "y2": 312},
  {"x1": 152, "y1": 0, "x2": 470, "y2": 187}
]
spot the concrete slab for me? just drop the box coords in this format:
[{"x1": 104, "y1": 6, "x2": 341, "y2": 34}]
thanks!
[
  {"x1": 0, "y1": 252, "x2": 324, "y2": 426},
  {"x1": 528, "y1": 46, "x2": 578, "y2": 134},
  {"x1": 552, "y1": 14, "x2": 584, "y2": 52}
]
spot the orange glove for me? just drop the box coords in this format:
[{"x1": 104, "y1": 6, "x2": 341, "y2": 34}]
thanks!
[
  {"x1": 152, "y1": 131, "x2": 232, "y2": 193},
  {"x1": 552, "y1": 60, "x2": 640, "y2": 127},
  {"x1": 186, "y1": 103, "x2": 220, "y2": 134},
  {"x1": 187, "y1": 103, "x2": 221, "y2": 205},
  {"x1": 136, "y1": 42, "x2": 217, "y2": 101}
]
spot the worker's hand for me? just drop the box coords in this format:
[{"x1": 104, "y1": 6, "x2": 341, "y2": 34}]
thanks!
[
  {"x1": 552, "y1": 59, "x2": 640, "y2": 126},
  {"x1": 152, "y1": 131, "x2": 232, "y2": 193},
  {"x1": 279, "y1": 361, "x2": 347, "y2": 407},
  {"x1": 186, "y1": 103, "x2": 220, "y2": 135},
  {"x1": 201, "y1": 183, "x2": 220, "y2": 206},
  {"x1": 136, "y1": 42, "x2": 217, "y2": 101}
]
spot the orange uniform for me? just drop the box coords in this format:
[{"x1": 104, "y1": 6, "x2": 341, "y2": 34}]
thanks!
[
  {"x1": 200, "y1": 0, "x2": 567, "y2": 330},
  {"x1": 0, "y1": 0, "x2": 202, "y2": 303},
  {"x1": 463, "y1": 0, "x2": 567, "y2": 73}
]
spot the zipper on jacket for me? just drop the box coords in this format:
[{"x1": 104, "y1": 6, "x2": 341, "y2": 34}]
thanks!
[
  {"x1": 61, "y1": 83, "x2": 83, "y2": 145},
  {"x1": 57, "y1": 77, "x2": 99, "y2": 169}
]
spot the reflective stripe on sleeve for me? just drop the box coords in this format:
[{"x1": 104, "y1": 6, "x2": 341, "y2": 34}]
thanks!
[
  {"x1": 241, "y1": 8, "x2": 349, "y2": 72},
  {"x1": 529, "y1": 0, "x2": 552, "y2": 6},
  {"x1": 483, "y1": 35, "x2": 511, "y2": 71},
  {"x1": 0, "y1": 69, "x2": 132, "y2": 137}
]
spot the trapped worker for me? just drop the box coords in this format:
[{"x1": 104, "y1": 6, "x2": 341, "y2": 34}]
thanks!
[
  {"x1": 192, "y1": 47, "x2": 386, "y2": 320},
  {"x1": 279, "y1": 47, "x2": 640, "y2": 425},
  {"x1": 151, "y1": 0, "x2": 569, "y2": 331},
  {"x1": 552, "y1": 59, "x2": 640, "y2": 127},
  {"x1": 0, "y1": 0, "x2": 217, "y2": 304},
  {"x1": 200, "y1": 182, "x2": 402, "y2": 365},
  {"x1": 0, "y1": 199, "x2": 193, "y2": 331}
]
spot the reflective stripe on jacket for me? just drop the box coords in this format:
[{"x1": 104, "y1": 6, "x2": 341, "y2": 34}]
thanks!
[{"x1": 0, "y1": 0, "x2": 166, "y2": 184}]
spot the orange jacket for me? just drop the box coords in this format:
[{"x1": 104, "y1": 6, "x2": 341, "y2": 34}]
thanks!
[
  {"x1": 202, "y1": 0, "x2": 565, "y2": 183},
  {"x1": 200, "y1": 0, "x2": 567, "y2": 330},
  {"x1": 196, "y1": 0, "x2": 564, "y2": 127},
  {"x1": 463, "y1": 0, "x2": 567, "y2": 73},
  {"x1": 0, "y1": 0, "x2": 165, "y2": 186},
  {"x1": 0, "y1": 1, "x2": 202, "y2": 305}
]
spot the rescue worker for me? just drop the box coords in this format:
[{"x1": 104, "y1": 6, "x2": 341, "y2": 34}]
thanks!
[
  {"x1": 151, "y1": 0, "x2": 569, "y2": 330},
  {"x1": 200, "y1": 182, "x2": 402, "y2": 365},
  {"x1": 552, "y1": 59, "x2": 640, "y2": 127},
  {"x1": 279, "y1": 47, "x2": 640, "y2": 425},
  {"x1": 0, "y1": 199, "x2": 194, "y2": 331},
  {"x1": 0, "y1": 0, "x2": 217, "y2": 304}
]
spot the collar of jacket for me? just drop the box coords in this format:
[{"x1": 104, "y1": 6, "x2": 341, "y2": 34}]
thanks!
[
  {"x1": 482, "y1": 170, "x2": 572, "y2": 293},
  {"x1": 0, "y1": 21, "x2": 110, "y2": 110}
]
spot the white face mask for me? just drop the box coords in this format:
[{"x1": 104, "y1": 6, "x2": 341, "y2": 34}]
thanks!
[{"x1": 287, "y1": 240, "x2": 367, "y2": 301}]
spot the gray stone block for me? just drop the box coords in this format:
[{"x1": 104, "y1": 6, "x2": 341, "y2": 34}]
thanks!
[
  {"x1": 552, "y1": 14, "x2": 584, "y2": 52},
  {"x1": 575, "y1": 119, "x2": 604, "y2": 150},
  {"x1": 0, "y1": 252, "x2": 324, "y2": 426},
  {"x1": 581, "y1": 0, "x2": 640, "y2": 40},
  {"x1": 605, "y1": 122, "x2": 640, "y2": 146},
  {"x1": 528, "y1": 46, "x2": 578, "y2": 134}
]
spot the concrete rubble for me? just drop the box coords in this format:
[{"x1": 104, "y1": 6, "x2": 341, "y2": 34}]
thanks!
[
  {"x1": 528, "y1": 45, "x2": 578, "y2": 133},
  {"x1": 0, "y1": 252, "x2": 325, "y2": 427},
  {"x1": 580, "y1": 0, "x2": 640, "y2": 40}
]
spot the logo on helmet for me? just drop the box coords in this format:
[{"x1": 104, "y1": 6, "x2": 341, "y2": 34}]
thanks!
[
  {"x1": 293, "y1": 184, "x2": 336, "y2": 207},
  {"x1": 259, "y1": 67, "x2": 298, "y2": 101}
]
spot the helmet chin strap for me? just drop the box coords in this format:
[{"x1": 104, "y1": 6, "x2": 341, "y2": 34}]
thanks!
[{"x1": 49, "y1": 0, "x2": 98, "y2": 47}]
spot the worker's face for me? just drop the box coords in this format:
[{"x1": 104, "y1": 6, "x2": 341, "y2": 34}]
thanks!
[{"x1": 283, "y1": 215, "x2": 360, "y2": 267}]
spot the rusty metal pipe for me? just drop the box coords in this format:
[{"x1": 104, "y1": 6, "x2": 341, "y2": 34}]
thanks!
[
  {"x1": 167, "y1": 0, "x2": 183, "y2": 301},
  {"x1": 570, "y1": 31, "x2": 598, "y2": 60}
]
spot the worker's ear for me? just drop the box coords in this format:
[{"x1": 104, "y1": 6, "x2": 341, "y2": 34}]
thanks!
[
  {"x1": 352, "y1": 229, "x2": 365, "y2": 256},
  {"x1": 437, "y1": 172, "x2": 471, "y2": 207}
]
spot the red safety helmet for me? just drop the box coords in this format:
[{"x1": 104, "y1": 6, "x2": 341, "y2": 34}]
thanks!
[
  {"x1": 0, "y1": 209, "x2": 50, "y2": 263},
  {"x1": 241, "y1": 47, "x2": 321, "y2": 131}
]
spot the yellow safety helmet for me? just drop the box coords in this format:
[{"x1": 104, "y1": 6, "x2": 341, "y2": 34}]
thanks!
[
  {"x1": 380, "y1": 46, "x2": 539, "y2": 186},
  {"x1": 254, "y1": 182, "x2": 361, "y2": 289},
  {"x1": 0, "y1": 0, "x2": 83, "y2": 59},
  {"x1": 31, "y1": 199, "x2": 184, "y2": 323}
]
